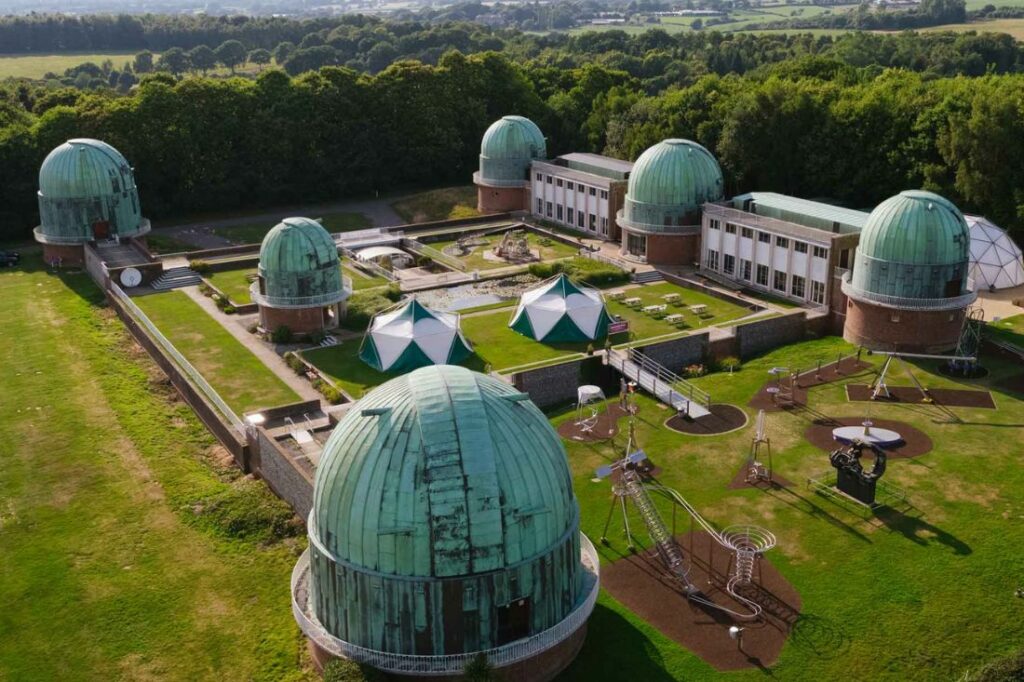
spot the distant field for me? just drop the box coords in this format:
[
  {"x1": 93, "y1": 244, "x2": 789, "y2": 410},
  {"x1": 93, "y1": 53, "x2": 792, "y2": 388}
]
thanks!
[
  {"x1": 0, "y1": 51, "x2": 141, "y2": 79},
  {"x1": 920, "y1": 18, "x2": 1024, "y2": 38}
]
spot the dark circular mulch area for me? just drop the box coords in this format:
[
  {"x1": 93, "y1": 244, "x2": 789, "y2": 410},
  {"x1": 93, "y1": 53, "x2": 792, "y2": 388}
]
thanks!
[
  {"x1": 557, "y1": 404, "x2": 627, "y2": 442},
  {"x1": 803, "y1": 417, "x2": 932, "y2": 459},
  {"x1": 665, "y1": 404, "x2": 747, "y2": 435},
  {"x1": 938, "y1": 363, "x2": 989, "y2": 379}
]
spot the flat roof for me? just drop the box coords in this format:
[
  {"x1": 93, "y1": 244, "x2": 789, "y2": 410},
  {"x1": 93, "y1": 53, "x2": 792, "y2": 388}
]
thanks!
[
  {"x1": 557, "y1": 153, "x2": 634, "y2": 174},
  {"x1": 532, "y1": 159, "x2": 617, "y2": 188},
  {"x1": 732, "y1": 192, "x2": 868, "y2": 234}
]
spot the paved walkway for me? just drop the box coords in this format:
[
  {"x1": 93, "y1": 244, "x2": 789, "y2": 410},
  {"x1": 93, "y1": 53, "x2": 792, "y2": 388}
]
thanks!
[
  {"x1": 180, "y1": 285, "x2": 323, "y2": 404},
  {"x1": 975, "y1": 285, "x2": 1024, "y2": 321}
]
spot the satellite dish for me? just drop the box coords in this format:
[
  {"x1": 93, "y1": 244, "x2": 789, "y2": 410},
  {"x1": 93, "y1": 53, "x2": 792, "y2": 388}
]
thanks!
[{"x1": 120, "y1": 267, "x2": 142, "y2": 287}]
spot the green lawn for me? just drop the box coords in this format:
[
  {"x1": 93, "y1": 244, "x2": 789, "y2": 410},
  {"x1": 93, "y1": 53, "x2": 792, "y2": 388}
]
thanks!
[
  {"x1": 557, "y1": 335, "x2": 1024, "y2": 680},
  {"x1": 427, "y1": 232, "x2": 580, "y2": 271},
  {"x1": 390, "y1": 186, "x2": 481, "y2": 224},
  {"x1": 207, "y1": 261, "x2": 387, "y2": 304},
  {"x1": 987, "y1": 313, "x2": 1024, "y2": 346},
  {"x1": 0, "y1": 258, "x2": 312, "y2": 681},
  {"x1": 343, "y1": 262, "x2": 390, "y2": 291},
  {"x1": 606, "y1": 282, "x2": 753, "y2": 344},
  {"x1": 0, "y1": 51, "x2": 143, "y2": 79},
  {"x1": 134, "y1": 291, "x2": 299, "y2": 412},
  {"x1": 211, "y1": 212, "x2": 371, "y2": 245}
]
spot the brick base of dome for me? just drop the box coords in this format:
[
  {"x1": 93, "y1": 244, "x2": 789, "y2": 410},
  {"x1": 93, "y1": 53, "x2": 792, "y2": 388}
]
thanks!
[
  {"x1": 308, "y1": 622, "x2": 588, "y2": 681},
  {"x1": 41, "y1": 243, "x2": 86, "y2": 266},
  {"x1": 620, "y1": 229, "x2": 700, "y2": 266},
  {"x1": 842, "y1": 297, "x2": 966, "y2": 354},
  {"x1": 259, "y1": 304, "x2": 342, "y2": 335},
  {"x1": 477, "y1": 185, "x2": 529, "y2": 213}
]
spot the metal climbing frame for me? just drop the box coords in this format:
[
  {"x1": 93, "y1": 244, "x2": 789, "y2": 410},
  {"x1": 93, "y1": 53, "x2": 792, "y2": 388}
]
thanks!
[
  {"x1": 953, "y1": 305, "x2": 984, "y2": 371},
  {"x1": 746, "y1": 409, "x2": 773, "y2": 484}
]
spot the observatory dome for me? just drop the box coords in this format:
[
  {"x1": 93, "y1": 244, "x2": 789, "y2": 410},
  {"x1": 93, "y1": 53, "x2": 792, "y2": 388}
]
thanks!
[
  {"x1": 477, "y1": 115, "x2": 546, "y2": 187},
  {"x1": 305, "y1": 365, "x2": 588, "y2": 659},
  {"x1": 618, "y1": 139, "x2": 723, "y2": 232},
  {"x1": 850, "y1": 190, "x2": 971, "y2": 300},
  {"x1": 35, "y1": 138, "x2": 148, "y2": 244},
  {"x1": 256, "y1": 217, "x2": 347, "y2": 307}
]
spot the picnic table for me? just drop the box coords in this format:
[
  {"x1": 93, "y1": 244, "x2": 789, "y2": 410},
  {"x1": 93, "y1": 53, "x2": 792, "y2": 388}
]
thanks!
[
  {"x1": 690, "y1": 304, "x2": 709, "y2": 316},
  {"x1": 623, "y1": 297, "x2": 642, "y2": 307},
  {"x1": 664, "y1": 313, "x2": 684, "y2": 323},
  {"x1": 609, "y1": 291, "x2": 627, "y2": 301},
  {"x1": 643, "y1": 304, "x2": 667, "y2": 314},
  {"x1": 662, "y1": 293, "x2": 681, "y2": 303}
]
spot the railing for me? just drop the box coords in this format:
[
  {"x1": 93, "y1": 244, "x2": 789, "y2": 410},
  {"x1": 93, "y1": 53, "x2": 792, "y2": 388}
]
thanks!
[
  {"x1": 248, "y1": 278, "x2": 353, "y2": 309},
  {"x1": 704, "y1": 203, "x2": 854, "y2": 241},
  {"x1": 340, "y1": 246, "x2": 398, "y2": 282},
  {"x1": 579, "y1": 247, "x2": 629, "y2": 271},
  {"x1": 617, "y1": 348, "x2": 711, "y2": 409},
  {"x1": 623, "y1": 475, "x2": 689, "y2": 581},
  {"x1": 402, "y1": 238, "x2": 468, "y2": 272},
  {"x1": 109, "y1": 282, "x2": 245, "y2": 434},
  {"x1": 841, "y1": 272, "x2": 978, "y2": 311},
  {"x1": 290, "y1": 534, "x2": 600, "y2": 676}
]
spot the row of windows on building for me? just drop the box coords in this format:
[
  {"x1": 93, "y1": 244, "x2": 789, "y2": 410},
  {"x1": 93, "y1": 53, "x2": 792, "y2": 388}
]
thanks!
[
  {"x1": 536, "y1": 173, "x2": 609, "y2": 200},
  {"x1": 708, "y1": 220, "x2": 828, "y2": 259},
  {"x1": 705, "y1": 248, "x2": 826, "y2": 304},
  {"x1": 536, "y1": 199, "x2": 609, "y2": 234}
]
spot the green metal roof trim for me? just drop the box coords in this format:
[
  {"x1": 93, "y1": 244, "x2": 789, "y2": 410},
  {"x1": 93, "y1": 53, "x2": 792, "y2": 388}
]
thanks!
[
  {"x1": 731, "y1": 192, "x2": 868, "y2": 234},
  {"x1": 36, "y1": 138, "x2": 147, "y2": 243},
  {"x1": 619, "y1": 139, "x2": 723, "y2": 234},
  {"x1": 257, "y1": 217, "x2": 346, "y2": 304},
  {"x1": 311, "y1": 365, "x2": 580, "y2": 578},
  {"x1": 477, "y1": 115, "x2": 546, "y2": 187},
  {"x1": 850, "y1": 191, "x2": 971, "y2": 300}
]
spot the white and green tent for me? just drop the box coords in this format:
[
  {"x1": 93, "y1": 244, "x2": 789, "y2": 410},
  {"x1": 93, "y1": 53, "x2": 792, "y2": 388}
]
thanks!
[
  {"x1": 359, "y1": 299, "x2": 473, "y2": 372},
  {"x1": 509, "y1": 273, "x2": 612, "y2": 343}
]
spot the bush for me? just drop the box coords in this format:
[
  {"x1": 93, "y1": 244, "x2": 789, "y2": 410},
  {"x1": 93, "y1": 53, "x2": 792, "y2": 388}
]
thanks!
[
  {"x1": 684, "y1": 363, "x2": 706, "y2": 378},
  {"x1": 322, "y1": 658, "x2": 385, "y2": 682},
  {"x1": 343, "y1": 290, "x2": 400, "y2": 331},
  {"x1": 463, "y1": 654, "x2": 495, "y2": 682},
  {"x1": 198, "y1": 282, "x2": 214, "y2": 296},
  {"x1": 718, "y1": 356, "x2": 741, "y2": 372},
  {"x1": 222, "y1": 304, "x2": 236, "y2": 314},
  {"x1": 284, "y1": 351, "x2": 306, "y2": 375},
  {"x1": 189, "y1": 259, "x2": 211, "y2": 274},
  {"x1": 528, "y1": 257, "x2": 629, "y2": 287},
  {"x1": 271, "y1": 325, "x2": 293, "y2": 344},
  {"x1": 247, "y1": 322, "x2": 258, "y2": 334},
  {"x1": 313, "y1": 378, "x2": 344, "y2": 404}
]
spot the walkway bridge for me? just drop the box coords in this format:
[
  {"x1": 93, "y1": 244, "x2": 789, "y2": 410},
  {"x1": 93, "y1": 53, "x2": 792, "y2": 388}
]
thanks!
[{"x1": 607, "y1": 348, "x2": 711, "y2": 418}]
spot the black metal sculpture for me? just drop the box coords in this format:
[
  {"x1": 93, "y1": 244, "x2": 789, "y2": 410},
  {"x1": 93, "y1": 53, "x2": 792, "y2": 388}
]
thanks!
[{"x1": 829, "y1": 440, "x2": 887, "y2": 505}]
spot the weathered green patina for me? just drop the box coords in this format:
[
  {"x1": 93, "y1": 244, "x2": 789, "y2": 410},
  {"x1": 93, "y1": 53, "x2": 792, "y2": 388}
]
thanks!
[
  {"x1": 850, "y1": 190, "x2": 971, "y2": 300},
  {"x1": 257, "y1": 217, "x2": 347, "y2": 306},
  {"x1": 308, "y1": 365, "x2": 583, "y2": 655},
  {"x1": 618, "y1": 138, "x2": 723, "y2": 234},
  {"x1": 35, "y1": 138, "x2": 148, "y2": 244},
  {"x1": 477, "y1": 115, "x2": 546, "y2": 187}
]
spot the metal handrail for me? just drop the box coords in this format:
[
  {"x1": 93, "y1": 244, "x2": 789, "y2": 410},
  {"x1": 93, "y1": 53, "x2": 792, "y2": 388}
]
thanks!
[
  {"x1": 402, "y1": 238, "x2": 467, "y2": 272},
  {"x1": 628, "y1": 348, "x2": 711, "y2": 408},
  {"x1": 841, "y1": 272, "x2": 977, "y2": 311},
  {"x1": 249, "y1": 278, "x2": 352, "y2": 309},
  {"x1": 290, "y1": 534, "x2": 600, "y2": 675},
  {"x1": 340, "y1": 246, "x2": 398, "y2": 282},
  {"x1": 109, "y1": 282, "x2": 245, "y2": 434}
]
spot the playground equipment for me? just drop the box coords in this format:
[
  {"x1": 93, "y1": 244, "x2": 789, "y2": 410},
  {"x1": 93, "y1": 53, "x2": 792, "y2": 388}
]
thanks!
[
  {"x1": 597, "y1": 394, "x2": 776, "y2": 621},
  {"x1": 828, "y1": 441, "x2": 887, "y2": 506},
  {"x1": 870, "y1": 351, "x2": 977, "y2": 401},
  {"x1": 575, "y1": 385, "x2": 606, "y2": 433},
  {"x1": 494, "y1": 229, "x2": 535, "y2": 262},
  {"x1": 746, "y1": 410, "x2": 773, "y2": 484}
]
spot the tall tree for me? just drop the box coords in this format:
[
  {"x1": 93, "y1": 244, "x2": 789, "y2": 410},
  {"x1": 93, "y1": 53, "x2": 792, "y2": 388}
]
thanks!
[
  {"x1": 215, "y1": 40, "x2": 248, "y2": 74},
  {"x1": 187, "y1": 45, "x2": 217, "y2": 76}
]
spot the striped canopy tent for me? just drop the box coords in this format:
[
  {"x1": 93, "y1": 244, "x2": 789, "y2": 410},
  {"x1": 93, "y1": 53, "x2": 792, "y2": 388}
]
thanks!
[
  {"x1": 966, "y1": 215, "x2": 1024, "y2": 290},
  {"x1": 359, "y1": 299, "x2": 473, "y2": 372},
  {"x1": 509, "y1": 273, "x2": 612, "y2": 342}
]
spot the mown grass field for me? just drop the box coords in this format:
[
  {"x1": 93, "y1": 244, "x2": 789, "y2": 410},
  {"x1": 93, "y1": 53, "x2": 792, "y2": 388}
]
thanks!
[
  {"x1": 0, "y1": 51, "x2": 142, "y2": 79},
  {"x1": 559, "y1": 335, "x2": 1024, "y2": 680},
  {"x1": 0, "y1": 257, "x2": 313, "y2": 681},
  {"x1": 920, "y1": 18, "x2": 1024, "y2": 39},
  {"x1": 206, "y1": 261, "x2": 387, "y2": 305},
  {"x1": 134, "y1": 290, "x2": 298, "y2": 413},
  {"x1": 390, "y1": 186, "x2": 480, "y2": 224}
]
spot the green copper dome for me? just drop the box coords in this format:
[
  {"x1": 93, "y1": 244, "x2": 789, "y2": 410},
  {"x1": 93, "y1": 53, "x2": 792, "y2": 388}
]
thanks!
[
  {"x1": 256, "y1": 217, "x2": 348, "y2": 307},
  {"x1": 618, "y1": 139, "x2": 723, "y2": 234},
  {"x1": 306, "y1": 365, "x2": 584, "y2": 656},
  {"x1": 477, "y1": 115, "x2": 546, "y2": 187},
  {"x1": 35, "y1": 138, "x2": 148, "y2": 244},
  {"x1": 849, "y1": 191, "x2": 972, "y2": 301}
]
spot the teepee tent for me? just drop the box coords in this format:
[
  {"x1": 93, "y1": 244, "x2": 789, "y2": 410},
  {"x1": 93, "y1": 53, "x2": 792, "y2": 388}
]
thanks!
[
  {"x1": 966, "y1": 215, "x2": 1024, "y2": 290},
  {"x1": 360, "y1": 299, "x2": 473, "y2": 372},
  {"x1": 509, "y1": 273, "x2": 612, "y2": 342}
]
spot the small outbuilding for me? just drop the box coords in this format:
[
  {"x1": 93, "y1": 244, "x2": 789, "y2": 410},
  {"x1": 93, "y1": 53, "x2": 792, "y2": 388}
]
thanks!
[
  {"x1": 34, "y1": 138, "x2": 150, "y2": 265},
  {"x1": 251, "y1": 217, "x2": 351, "y2": 335},
  {"x1": 966, "y1": 215, "x2": 1024, "y2": 290},
  {"x1": 359, "y1": 298, "x2": 473, "y2": 372},
  {"x1": 509, "y1": 273, "x2": 612, "y2": 342}
]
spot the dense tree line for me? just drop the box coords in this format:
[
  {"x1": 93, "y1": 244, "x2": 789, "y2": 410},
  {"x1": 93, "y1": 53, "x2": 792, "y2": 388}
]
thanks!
[{"x1": 1, "y1": 41, "x2": 1022, "y2": 244}]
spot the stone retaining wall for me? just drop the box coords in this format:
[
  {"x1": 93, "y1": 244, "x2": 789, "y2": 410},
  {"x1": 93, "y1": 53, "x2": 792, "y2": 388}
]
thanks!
[
  {"x1": 251, "y1": 427, "x2": 314, "y2": 520},
  {"x1": 735, "y1": 311, "x2": 808, "y2": 359}
]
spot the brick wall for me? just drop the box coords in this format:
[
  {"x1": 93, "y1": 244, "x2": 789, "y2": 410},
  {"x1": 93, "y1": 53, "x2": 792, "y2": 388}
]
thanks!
[
  {"x1": 510, "y1": 356, "x2": 615, "y2": 410},
  {"x1": 252, "y1": 427, "x2": 314, "y2": 521},
  {"x1": 635, "y1": 332, "x2": 710, "y2": 373},
  {"x1": 735, "y1": 311, "x2": 808, "y2": 359}
]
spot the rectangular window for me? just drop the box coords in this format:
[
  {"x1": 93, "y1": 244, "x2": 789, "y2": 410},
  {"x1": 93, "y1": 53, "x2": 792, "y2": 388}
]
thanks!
[
  {"x1": 535, "y1": 172, "x2": 542, "y2": 181},
  {"x1": 546, "y1": 201, "x2": 552, "y2": 218},
  {"x1": 556, "y1": 178, "x2": 563, "y2": 188},
  {"x1": 723, "y1": 253, "x2": 735, "y2": 275},
  {"x1": 791, "y1": 274, "x2": 806, "y2": 298},
  {"x1": 740, "y1": 259, "x2": 752, "y2": 281},
  {"x1": 566, "y1": 181, "x2": 574, "y2": 191},
  {"x1": 567, "y1": 208, "x2": 574, "y2": 225},
  {"x1": 556, "y1": 205, "x2": 563, "y2": 221},
  {"x1": 600, "y1": 190, "x2": 608, "y2": 200},
  {"x1": 813, "y1": 245, "x2": 828, "y2": 259},
  {"x1": 775, "y1": 236, "x2": 789, "y2": 248},
  {"x1": 709, "y1": 220, "x2": 720, "y2": 231},
  {"x1": 578, "y1": 184, "x2": 586, "y2": 194},
  {"x1": 725, "y1": 223, "x2": 737, "y2": 235},
  {"x1": 794, "y1": 241, "x2": 808, "y2": 254},
  {"x1": 810, "y1": 280, "x2": 825, "y2": 304},
  {"x1": 839, "y1": 249, "x2": 850, "y2": 268},
  {"x1": 589, "y1": 213, "x2": 597, "y2": 230},
  {"x1": 589, "y1": 187, "x2": 597, "y2": 197},
  {"x1": 741, "y1": 227, "x2": 754, "y2": 239},
  {"x1": 758, "y1": 232, "x2": 771, "y2": 244},
  {"x1": 756, "y1": 264, "x2": 769, "y2": 286},
  {"x1": 546, "y1": 175, "x2": 552, "y2": 184},
  {"x1": 600, "y1": 217, "x2": 608, "y2": 234},
  {"x1": 705, "y1": 249, "x2": 720, "y2": 270},
  {"x1": 536, "y1": 198, "x2": 543, "y2": 214},
  {"x1": 578, "y1": 212, "x2": 585, "y2": 228},
  {"x1": 773, "y1": 270, "x2": 787, "y2": 292}
]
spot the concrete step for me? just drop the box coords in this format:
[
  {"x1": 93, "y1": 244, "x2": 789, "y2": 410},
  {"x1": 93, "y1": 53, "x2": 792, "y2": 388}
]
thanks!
[
  {"x1": 151, "y1": 267, "x2": 203, "y2": 291},
  {"x1": 632, "y1": 270, "x2": 664, "y2": 284},
  {"x1": 319, "y1": 336, "x2": 339, "y2": 348}
]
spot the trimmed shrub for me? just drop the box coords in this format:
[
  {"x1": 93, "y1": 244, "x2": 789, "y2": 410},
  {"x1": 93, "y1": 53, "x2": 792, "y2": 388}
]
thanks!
[
  {"x1": 189, "y1": 259, "x2": 211, "y2": 274},
  {"x1": 284, "y1": 351, "x2": 306, "y2": 375},
  {"x1": 463, "y1": 653, "x2": 495, "y2": 682},
  {"x1": 684, "y1": 363, "x2": 706, "y2": 378},
  {"x1": 718, "y1": 356, "x2": 741, "y2": 372},
  {"x1": 528, "y1": 257, "x2": 629, "y2": 287},
  {"x1": 198, "y1": 282, "x2": 214, "y2": 296},
  {"x1": 313, "y1": 378, "x2": 344, "y2": 404},
  {"x1": 322, "y1": 659, "x2": 385, "y2": 682},
  {"x1": 271, "y1": 325, "x2": 293, "y2": 344}
]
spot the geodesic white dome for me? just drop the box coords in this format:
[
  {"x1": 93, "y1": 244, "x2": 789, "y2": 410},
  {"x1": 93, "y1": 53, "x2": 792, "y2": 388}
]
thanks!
[{"x1": 966, "y1": 215, "x2": 1024, "y2": 290}]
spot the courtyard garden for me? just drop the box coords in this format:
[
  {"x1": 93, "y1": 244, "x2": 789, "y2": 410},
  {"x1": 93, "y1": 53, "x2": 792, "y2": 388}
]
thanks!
[
  {"x1": 427, "y1": 231, "x2": 581, "y2": 271},
  {"x1": 204, "y1": 260, "x2": 389, "y2": 306},
  {"x1": 135, "y1": 291, "x2": 299, "y2": 413}
]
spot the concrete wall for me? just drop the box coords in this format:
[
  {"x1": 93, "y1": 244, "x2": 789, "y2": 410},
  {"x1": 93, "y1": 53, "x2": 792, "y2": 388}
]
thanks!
[
  {"x1": 635, "y1": 332, "x2": 710, "y2": 373},
  {"x1": 510, "y1": 356, "x2": 616, "y2": 410},
  {"x1": 735, "y1": 311, "x2": 808, "y2": 359},
  {"x1": 251, "y1": 427, "x2": 314, "y2": 521}
]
